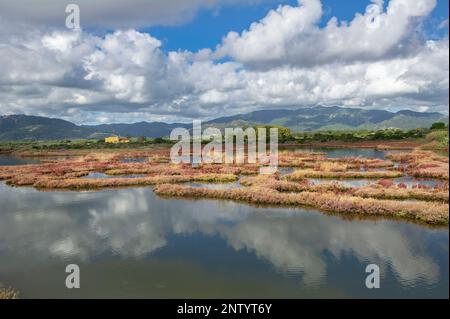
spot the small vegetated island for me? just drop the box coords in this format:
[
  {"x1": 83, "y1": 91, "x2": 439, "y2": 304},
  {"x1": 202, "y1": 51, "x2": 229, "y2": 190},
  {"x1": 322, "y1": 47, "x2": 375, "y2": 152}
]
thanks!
[{"x1": 0, "y1": 123, "x2": 448, "y2": 226}]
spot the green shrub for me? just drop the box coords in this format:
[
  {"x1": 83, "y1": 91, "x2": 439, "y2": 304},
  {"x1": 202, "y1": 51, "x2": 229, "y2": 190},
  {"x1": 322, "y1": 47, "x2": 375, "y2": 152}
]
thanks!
[{"x1": 431, "y1": 122, "x2": 447, "y2": 130}]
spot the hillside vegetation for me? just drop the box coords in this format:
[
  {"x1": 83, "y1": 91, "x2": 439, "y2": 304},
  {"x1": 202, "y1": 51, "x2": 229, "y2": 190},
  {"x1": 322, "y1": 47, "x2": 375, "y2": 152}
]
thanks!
[{"x1": 1, "y1": 106, "x2": 448, "y2": 141}]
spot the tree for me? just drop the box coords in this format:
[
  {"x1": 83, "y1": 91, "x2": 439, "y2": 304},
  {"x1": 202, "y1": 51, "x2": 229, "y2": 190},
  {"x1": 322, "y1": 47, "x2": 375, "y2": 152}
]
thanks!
[
  {"x1": 431, "y1": 122, "x2": 447, "y2": 130},
  {"x1": 254, "y1": 125, "x2": 293, "y2": 143},
  {"x1": 137, "y1": 136, "x2": 147, "y2": 143}
]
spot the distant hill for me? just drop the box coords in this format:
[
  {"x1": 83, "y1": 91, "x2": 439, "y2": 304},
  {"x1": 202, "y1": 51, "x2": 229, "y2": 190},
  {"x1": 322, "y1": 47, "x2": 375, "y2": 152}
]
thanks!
[
  {"x1": 0, "y1": 106, "x2": 448, "y2": 141},
  {"x1": 0, "y1": 115, "x2": 97, "y2": 141},
  {"x1": 206, "y1": 106, "x2": 449, "y2": 131}
]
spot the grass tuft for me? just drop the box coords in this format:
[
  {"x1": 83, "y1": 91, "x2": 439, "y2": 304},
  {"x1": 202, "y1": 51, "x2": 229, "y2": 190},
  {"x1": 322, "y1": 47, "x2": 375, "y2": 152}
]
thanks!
[{"x1": 0, "y1": 287, "x2": 19, "y2": 299}]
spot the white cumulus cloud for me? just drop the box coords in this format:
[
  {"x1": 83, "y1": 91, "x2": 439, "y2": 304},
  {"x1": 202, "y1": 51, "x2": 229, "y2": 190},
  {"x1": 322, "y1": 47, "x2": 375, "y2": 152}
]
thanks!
[
  {"x1": 216, "y1": 0, "x2": 437, "y2": 69},
  {"x1": 0, "y1": 0, "x2": 448, "y2": 123}
]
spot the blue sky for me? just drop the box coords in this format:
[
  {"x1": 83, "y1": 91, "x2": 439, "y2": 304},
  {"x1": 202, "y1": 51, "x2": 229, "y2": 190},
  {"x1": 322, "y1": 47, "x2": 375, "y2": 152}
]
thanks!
[
  {"x1": 144, "y1": 0, "x2": 449, "y2": 52},
  {"x1": 0, "y1": 0, "x2": 448, "y2": 123}
]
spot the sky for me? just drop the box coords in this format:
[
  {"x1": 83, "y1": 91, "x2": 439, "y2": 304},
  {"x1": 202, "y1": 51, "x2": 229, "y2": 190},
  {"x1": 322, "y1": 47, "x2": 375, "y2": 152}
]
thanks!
[{"x1": 0, "y1": 0, "x2": 448, "y2": 124}]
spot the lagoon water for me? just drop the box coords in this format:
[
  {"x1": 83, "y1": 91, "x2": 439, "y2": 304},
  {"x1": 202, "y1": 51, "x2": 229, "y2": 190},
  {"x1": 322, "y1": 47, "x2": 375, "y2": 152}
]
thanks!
[
  {"x1": 0, "y1": 152, "x2": 448, "y2": 298},
  {"x1": 292, "y1": 147, "x2": 387, "y2": 159},
  {"x1": 0, "y1": 155, "x2": 39, "y2": 166}
]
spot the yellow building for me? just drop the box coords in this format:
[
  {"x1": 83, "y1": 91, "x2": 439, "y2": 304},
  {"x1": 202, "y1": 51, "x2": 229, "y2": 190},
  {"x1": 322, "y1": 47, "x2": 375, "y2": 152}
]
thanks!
[
  {"x1": 105, "y1": 136, "x2": 130, "y2": 143},
  {"x1": 105, "y1": 136, "x2": 120, "y2": 143}
]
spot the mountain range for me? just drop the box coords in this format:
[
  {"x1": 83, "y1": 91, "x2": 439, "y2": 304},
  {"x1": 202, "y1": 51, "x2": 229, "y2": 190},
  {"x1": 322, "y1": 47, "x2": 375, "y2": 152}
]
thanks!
[{"x1": 0, "y1": 106, "x2": 448, "y2": 141}]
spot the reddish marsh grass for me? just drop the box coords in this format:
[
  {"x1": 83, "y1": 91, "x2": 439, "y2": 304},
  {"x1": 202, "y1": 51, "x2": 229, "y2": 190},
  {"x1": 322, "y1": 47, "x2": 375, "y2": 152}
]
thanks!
[
  {"x1": 240, "y1": 175, "x2": 448, "y2": 203},
  {"x1": 352, "y1": 184, "x2": 448, "y2": 202},
  {"x1": 285, "y1": 169, "x2": 404, "y2": 180},
  {"x1": 105, "y1": 163, "x2": 259, "y2": 176},
  {"x1": 386, "y1": 150, "x2": 449, "y2": 180},
  {"x1": 154, "y1": 184, "x2": 449, "y2": 225},
  {"x1": 314, "y1": 162, "x2": 348, "y2": 172},
  {"x1": 32, "y1": 174, "x2": 238, "y2": 190},
  {"x1": 0, "y1": 154, "x2": 240, "y2": 189},
  {"x1": 1, "y1": 148, "x2": 448, "y2": 224}
]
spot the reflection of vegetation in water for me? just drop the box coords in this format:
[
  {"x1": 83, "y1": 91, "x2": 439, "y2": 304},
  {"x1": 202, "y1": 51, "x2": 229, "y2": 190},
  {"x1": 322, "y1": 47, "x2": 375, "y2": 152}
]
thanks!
[{"x1": 0, "y1": 146, "x2": 448, "y2": 224}]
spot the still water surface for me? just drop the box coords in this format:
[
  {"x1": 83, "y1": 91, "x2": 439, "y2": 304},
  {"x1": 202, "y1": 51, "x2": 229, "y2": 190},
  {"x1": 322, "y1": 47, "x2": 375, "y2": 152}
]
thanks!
[
  {"x1": 0, "y1": 151, "x2": 448, "y2": 298},
  {"x1": 0, "y1": 155, "x2": 39, "y2": 166}
]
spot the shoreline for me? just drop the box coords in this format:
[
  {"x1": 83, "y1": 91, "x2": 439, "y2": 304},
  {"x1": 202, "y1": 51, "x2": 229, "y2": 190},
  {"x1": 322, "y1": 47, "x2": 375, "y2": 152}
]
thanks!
[{"x1": 0, "y1": 147, "x2": 447, "y2": 225}]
